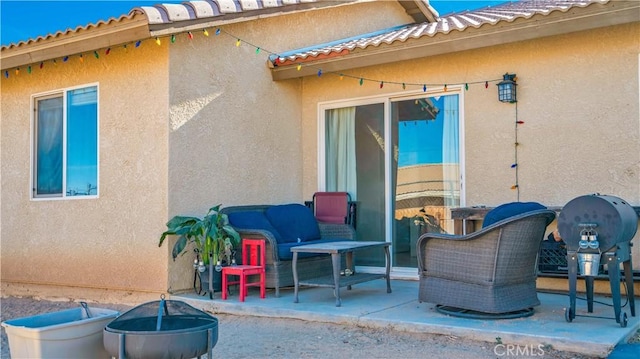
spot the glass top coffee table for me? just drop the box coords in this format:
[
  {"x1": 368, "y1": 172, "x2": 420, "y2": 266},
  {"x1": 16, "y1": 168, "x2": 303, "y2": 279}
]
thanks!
[{"x1": 291, "y1": 241, "x2": 391, "y2": 307}]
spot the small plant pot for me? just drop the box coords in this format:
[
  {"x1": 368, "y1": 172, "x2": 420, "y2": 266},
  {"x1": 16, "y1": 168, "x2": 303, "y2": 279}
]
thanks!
[{"x1": 194, "y1": 266, "x2": 223, "y2": 298}]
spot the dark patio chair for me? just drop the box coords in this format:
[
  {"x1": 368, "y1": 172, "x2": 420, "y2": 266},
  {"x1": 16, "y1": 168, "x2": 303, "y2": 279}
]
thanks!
[
  {"x1": 417, "y1": 208, "x2": 556, "y2": 319},
  {"x1": 312, "y1": 192, "x2": 352, "y2": 225}
]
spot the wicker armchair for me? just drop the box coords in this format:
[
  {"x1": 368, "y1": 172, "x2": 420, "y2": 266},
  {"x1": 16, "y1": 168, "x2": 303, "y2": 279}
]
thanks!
[
  {"x1": 417, "y1": 209, "x2": 556, "y2": 318},
  {"x1": 221, "y1": 205, "x2": 356, "y2": 297}
]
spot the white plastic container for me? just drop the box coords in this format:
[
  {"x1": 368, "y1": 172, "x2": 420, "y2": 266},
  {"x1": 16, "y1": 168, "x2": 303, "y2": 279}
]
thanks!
[{"x1": 1, "y1": 306, "x2": 119, "y2": 359}]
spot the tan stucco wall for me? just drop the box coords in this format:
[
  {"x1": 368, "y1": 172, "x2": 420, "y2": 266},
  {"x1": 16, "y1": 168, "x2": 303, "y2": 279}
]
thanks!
[
  {"x1": 300, "y1": 23, "x2": 640, "y2": 208},
  {"x1": 1, "y1": 42, "x2": 170, "y2": 303},
  {"x1": 164, "y1": 1, "x2": 414, "y2": 292},
  {"x1": 2, "y1": 2, "x2": 637, "y2": 301},
  {"x1": 299, "y1": 22, "x2": 640, "y2": 274}
]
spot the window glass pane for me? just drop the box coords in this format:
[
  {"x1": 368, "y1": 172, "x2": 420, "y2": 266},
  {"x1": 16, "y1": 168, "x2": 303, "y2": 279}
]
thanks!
[
  {"x1": 325, "y1": 103, "x2": 386, "y2": 267},
  {"x1": 36, "y1": 97, "x2": 63, "y2": 196},
  {"x1": 66, "y1": 86, "x2": 98, "y2": 196},
  {"x1": 392, "y1": 94, "x2": 460, "y2": 268}
]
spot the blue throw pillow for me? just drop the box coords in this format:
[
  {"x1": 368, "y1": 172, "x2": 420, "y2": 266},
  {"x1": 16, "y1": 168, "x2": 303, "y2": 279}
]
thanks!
[
  {"x1": 482, "y1": 202, "x2": 546, "y2": 228},
  {"x1": 265, "y1": 204, "x2": 321, "y2": 243},
  {"x1": 227, "y1": 211, "x2": 282, "y2": 242}
]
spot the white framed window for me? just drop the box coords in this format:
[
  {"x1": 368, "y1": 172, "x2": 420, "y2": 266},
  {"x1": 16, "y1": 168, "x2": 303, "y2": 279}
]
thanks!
[{"x1": 31, "y1": 84, "x2": 99, "y2": 199}]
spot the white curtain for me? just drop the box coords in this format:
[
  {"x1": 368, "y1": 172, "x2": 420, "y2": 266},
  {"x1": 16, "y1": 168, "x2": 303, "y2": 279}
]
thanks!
[
  {"x1": 326, "y1": 107, "x2": 357, "y2": 199},
  {"x1": 442, "y1": 95, "x2": 459, "y2": 209}
]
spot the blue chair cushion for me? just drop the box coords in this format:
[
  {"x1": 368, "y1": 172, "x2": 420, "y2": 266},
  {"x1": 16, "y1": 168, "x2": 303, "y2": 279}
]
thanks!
[
  {"x1": 482, "y1": 202, "x2": 547, "y2": 228},
  {"x1": 227, "y1": 211, "x2": 283, "y2": 243},
  {"x1": 265, "y1": 204, "x2": 321, "y2": 243}
]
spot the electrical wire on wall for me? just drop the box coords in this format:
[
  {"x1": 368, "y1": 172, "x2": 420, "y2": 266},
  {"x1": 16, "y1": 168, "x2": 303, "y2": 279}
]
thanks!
[
  {"x1": 498, "y1": 73, "x2": 519, "y2": 200},
  {"x1": 512, "y1": 101, "x2": 520, "y2": 201}
]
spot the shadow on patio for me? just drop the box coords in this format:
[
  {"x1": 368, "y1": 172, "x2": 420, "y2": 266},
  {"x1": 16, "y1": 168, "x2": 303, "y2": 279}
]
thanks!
[{"x1": 173, "y1": 279, "x2": 639, "y2": 358}]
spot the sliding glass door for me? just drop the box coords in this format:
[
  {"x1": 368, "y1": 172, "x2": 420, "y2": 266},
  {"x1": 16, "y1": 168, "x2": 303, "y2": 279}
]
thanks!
[
  {"x1": 325, "y1": 103, "x2": 387, "y2": 267},
  {"x1": 391, "y1": 95, "x2": 460, "y2": 268},
  {"x1": 322, "y1": 92, "x2": 462, "y2": 271}
]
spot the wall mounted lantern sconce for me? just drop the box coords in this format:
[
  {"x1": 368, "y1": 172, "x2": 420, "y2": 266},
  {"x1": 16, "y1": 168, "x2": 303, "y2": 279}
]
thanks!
[{"x1": 497, "y1": 73, "x2": 517, "y2": 103}]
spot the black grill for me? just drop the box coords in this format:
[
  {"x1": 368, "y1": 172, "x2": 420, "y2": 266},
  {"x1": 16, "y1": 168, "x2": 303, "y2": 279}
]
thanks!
[
  {"x1": 558, "y1": 194, "x2": 637, "y2": 252},
  {"x1": 557, "y1": 194, "x2": 637, "y2": 327}
]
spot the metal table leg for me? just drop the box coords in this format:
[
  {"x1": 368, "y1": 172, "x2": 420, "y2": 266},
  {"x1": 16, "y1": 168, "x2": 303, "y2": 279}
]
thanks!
[
  {"x1": 384, "y1": 245, "x2": 391, "y2": 293},
  {"x1": 293, "y1": 252, "x2": 299, "y2": 303},
  {"x1": 332, "y1": 252, "x2": 342, "y2": 307},
  {"x1": 346, "y1": 251, "x2": 353, "y2": 290}
]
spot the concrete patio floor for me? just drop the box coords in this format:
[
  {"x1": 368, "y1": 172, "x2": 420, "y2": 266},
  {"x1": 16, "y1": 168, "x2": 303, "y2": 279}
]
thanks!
[{"x1": 174, "y1": 279, "x2": 639, "y2": 358}]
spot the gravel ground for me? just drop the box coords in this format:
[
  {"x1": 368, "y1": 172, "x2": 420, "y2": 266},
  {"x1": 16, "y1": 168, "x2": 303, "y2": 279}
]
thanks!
[{"x1": 0, "y1": 296, "x2": 627, "y2": 359}]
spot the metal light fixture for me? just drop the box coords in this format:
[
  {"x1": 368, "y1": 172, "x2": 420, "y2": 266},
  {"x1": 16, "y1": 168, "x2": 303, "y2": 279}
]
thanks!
[{"x1": 497, "y1": 73, "x2": 517, "y2": 103}]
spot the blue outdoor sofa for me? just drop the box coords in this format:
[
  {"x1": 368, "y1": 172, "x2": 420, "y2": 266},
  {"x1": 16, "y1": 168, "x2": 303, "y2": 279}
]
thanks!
[{"x1": 221, "y1": 203, "x2": 355, "y2": 297}]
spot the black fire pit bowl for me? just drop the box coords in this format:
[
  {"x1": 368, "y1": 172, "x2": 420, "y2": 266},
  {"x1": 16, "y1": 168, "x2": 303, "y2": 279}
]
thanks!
[{"x1": 104, "y1": 297, "x2": 218, "y2": 359}]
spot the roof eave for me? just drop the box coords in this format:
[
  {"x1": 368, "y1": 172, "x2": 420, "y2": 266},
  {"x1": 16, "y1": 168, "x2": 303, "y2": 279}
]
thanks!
[
  {"x1": 0, "y1": 15, "x2": 150, "y2": 71},
  {"x1": 398, "y1": 0, "x2": 439, "y2": 23},
  {"x1": 146, "y1": 0, "x2": 361, "y2": 37},
  {"x1": 270, "y1": 1, "x2": 640, "y2": 81}
]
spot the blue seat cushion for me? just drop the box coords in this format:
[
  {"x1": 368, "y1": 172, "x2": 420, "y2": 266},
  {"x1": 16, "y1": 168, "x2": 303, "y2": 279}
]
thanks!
[
  {"x1": 227, "y1": 211, "x2": 283, "y2": 243},
  {"x1": 265, "y1": 204, "x2": 321, "y2": 243},
  {"x1": 277, "y1": 239, "x2": 350, "y2": 260},
  {"x1": 482, "y1": 202, "x2": 547, "y2": 228}
]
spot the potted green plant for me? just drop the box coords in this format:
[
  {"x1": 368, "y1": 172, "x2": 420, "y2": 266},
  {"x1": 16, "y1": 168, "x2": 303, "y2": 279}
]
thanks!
[{"x1": 158, "y1": 204, "x2": 240, "y2": 297}]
